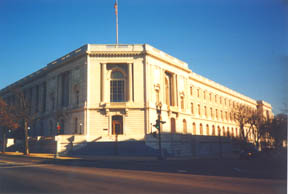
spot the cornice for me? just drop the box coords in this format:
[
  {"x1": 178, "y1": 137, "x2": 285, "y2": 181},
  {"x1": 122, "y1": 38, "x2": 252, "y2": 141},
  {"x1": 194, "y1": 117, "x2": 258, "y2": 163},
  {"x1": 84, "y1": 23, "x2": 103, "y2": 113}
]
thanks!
[
  {"x1": 87, "y1": 51, "x2": 144, "y2": 57},
  {"x1": 189, "y1": 74, "x2": 257, "y2": 106},
  {"x1": 145, "y1": 51, "x2": 192, "y2": 73},
  {"x1": 0, "y1": 45, "x2": 88, "y2": 95}
]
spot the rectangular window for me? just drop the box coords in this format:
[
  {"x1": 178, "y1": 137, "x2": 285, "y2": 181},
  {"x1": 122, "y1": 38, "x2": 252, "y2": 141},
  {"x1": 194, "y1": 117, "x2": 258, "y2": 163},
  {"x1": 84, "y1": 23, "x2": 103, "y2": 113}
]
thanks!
[
  {"x1": 42, "y1": 82, "x2": 46, "y2": 113},
  {"x1": 181, "y1": 97, "x2": 184, "y2": 110},
  {"x1": 74, "y1": 118, "x2": 78, "y2": 134},
  {"x1": 156, "y1": 90, "x2": 159, "y2": 103},
  {"x1": 61, "y1": 71, "x2": 70, "y2": 107},
  {"x1": 35, "y1": 85, "x2": 39, "y2": 113},
  {"x1": 29, "y1": 88, "x2": 32, "y2": 114},
  {"x1": 191, "y1": 103, "x2": 194, "y2": 114},
  {"x1": 110, "y1": 80, "x2": 124, "y2": 102},
  {"x1": 210, "y1": 107, "x2": 213, "y2": 118},
  {"x1": 76, "y1": 90, "x2": 80, "y2": 105}
]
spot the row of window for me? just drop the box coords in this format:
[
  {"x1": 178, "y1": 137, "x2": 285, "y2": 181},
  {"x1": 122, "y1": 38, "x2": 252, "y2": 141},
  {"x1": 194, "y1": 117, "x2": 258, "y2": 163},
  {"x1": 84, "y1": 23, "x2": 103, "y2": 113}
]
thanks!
[
  {"x1": 31, "y1": 117, "x2": 83, "y2": 136},
  {"x1": 4, "y1": 82, "x2": 47, "y2": 114},
  {"x1": 171, "y1": 118, "x2": 239, "y2": 137},
  {"x1": 3, "y1": 71, "x2": 81, "y2": 114},
  {"x1": 190, "y1": 86, "x2": 251, "y2": 109},
  {"x1": 190, "y1": 103, "x2": 238, "y2": 121}
]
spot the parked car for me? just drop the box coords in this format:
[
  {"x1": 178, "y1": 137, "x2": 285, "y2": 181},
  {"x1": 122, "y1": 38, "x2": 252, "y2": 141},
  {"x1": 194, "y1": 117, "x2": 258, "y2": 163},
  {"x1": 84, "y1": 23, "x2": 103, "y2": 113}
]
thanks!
[{"x1": 239, "y1": 146, "x2": 258, "y2": 160}]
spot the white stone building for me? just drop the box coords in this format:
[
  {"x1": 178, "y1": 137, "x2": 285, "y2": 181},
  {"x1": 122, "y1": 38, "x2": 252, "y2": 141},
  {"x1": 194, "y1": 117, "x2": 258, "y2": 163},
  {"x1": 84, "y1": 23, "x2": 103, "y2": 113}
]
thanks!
[{"x1": 0, "y1": 44, "x2": 273, "y2": 156}]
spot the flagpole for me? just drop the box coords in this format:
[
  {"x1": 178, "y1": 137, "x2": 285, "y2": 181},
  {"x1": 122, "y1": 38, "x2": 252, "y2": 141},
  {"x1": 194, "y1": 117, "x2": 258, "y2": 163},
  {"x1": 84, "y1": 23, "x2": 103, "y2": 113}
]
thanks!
[{"x1": 115, "y1": 0, "x2": 119, "y2": 45}]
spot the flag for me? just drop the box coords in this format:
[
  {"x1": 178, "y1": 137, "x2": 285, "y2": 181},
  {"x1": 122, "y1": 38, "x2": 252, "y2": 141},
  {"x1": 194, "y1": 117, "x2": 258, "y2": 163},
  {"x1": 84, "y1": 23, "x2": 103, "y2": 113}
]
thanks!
[{"x1": 114, "y1": 1, "x2": 118, "y2": 15}]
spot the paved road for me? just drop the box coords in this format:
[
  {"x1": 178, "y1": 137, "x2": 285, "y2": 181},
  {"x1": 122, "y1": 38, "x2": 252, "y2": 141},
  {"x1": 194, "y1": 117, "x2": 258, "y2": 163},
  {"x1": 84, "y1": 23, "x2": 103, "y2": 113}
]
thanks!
[{"x1": 0, "y1": 155, "x2": 286, "y2": 194}]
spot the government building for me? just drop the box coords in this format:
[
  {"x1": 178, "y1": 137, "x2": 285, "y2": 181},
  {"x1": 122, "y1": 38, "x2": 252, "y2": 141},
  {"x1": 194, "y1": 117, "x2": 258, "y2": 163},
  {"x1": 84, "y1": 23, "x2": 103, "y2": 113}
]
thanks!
[{"x1": 0, "y1": 44, "x2": 273, "y2": 157}]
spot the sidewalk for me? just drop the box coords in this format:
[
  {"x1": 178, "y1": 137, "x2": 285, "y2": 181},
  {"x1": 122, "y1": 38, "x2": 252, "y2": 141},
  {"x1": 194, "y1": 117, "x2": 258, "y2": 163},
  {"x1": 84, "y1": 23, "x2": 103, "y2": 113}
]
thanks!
[
  {"x1": 0, "y1": 152, "x2": 79, "y2": 160},
  {"x1": 0, "y1": 152, "x2": 160, "y2": 161}
]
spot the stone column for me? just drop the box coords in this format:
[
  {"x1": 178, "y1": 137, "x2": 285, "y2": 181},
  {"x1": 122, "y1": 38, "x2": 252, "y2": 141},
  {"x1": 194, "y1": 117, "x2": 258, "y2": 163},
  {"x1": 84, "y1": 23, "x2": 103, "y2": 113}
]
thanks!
[
  {"x1": 173, "y1": 74, "x2": 178, "y2": 107},
  {"x1": 128, "y1": 63, "x2": 133, "y2": 102},
  {"x1": 101, "y1": 63, "x2": 107, "y2": 102}
]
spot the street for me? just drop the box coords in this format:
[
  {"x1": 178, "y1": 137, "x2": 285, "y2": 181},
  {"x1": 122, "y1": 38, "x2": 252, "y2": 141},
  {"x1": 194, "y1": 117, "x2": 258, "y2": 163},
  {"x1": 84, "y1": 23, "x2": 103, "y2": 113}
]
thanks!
[{"x1": 0, "y1": 155, "x2": 286, "y2": 194}]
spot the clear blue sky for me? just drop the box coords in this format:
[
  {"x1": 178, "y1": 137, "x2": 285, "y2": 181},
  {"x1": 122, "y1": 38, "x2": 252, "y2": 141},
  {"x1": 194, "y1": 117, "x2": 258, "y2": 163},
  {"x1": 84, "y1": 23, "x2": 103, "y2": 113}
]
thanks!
[{"x1": 0, "y1": 0, "x2": 287, "y2": 114}]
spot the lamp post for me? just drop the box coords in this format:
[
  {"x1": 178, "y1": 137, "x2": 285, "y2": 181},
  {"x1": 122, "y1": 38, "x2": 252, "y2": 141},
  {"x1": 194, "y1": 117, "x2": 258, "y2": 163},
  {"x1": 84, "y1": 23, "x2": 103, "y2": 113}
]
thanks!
[
  {"x1": 155, "y1": 102, "x2": 166, "y2": 160},
  {"x1": 79, "y1": 122, "x2": 83, "y2": 134}
]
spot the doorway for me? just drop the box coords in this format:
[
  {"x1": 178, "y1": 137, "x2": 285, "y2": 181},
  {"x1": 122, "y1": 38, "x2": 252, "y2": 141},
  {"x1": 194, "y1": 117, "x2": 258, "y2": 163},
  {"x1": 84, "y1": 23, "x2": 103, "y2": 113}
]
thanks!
[{"x1": 112, "y1": 115, "x2": 123, "y2": 135}]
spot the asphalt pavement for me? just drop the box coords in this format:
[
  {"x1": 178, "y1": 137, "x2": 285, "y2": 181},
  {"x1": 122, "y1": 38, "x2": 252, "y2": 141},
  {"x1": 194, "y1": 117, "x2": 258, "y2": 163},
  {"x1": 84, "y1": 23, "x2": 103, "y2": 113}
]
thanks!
[{"x1": 0, "y1": 153, "x2": 286, "y2": 194}]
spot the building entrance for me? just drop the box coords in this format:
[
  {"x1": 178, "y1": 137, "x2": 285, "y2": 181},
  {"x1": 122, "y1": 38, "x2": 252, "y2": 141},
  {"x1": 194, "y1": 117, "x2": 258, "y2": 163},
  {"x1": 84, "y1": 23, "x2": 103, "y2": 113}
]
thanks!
[{"x1": 112, "y1": 115, "x2": 123, "y2": 135}]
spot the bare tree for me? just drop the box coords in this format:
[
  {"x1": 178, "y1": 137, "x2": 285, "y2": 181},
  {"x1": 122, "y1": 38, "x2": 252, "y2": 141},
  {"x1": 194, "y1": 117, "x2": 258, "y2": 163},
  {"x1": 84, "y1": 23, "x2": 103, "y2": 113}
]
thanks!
[
  {"x1": 231, "y1": 104, "x2": 253, "y2": 144},
  {"x1": 269, "y1": 113, "x2": 287, "y2": 150},
  {"x1": 11, "y1": 88, "x2": 34, "y2": 155},
  {"x1": 0, "y1": 97, "x2": 19, "y2": 153},
  {"x1": 249, "y1": 111, "x2": 270, "y2": 150}
]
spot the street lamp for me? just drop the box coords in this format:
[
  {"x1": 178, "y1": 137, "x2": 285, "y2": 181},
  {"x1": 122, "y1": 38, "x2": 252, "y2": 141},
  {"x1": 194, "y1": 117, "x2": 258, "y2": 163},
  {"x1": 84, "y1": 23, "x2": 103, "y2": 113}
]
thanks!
[
  {"x1": 154, "y1": 102, "x2": 166, "y2": 160},
  {"x1": 79, "y1": 122, "x2": 83, "y2": 134}
]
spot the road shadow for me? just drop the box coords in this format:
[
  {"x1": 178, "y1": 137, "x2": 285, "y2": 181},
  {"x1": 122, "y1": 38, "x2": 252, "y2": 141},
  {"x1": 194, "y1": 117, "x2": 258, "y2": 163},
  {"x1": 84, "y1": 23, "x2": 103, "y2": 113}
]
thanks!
[{"x1": 41, "y1": 157, "x2": 287, "y2": 180}]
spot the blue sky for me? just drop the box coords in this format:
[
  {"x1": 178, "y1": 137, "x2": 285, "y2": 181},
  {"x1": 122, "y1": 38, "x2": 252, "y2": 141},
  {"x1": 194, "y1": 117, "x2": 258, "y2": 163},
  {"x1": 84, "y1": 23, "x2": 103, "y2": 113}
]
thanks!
[{"x1": 0, "y1": 0, "x2": 287, "y2": 113}]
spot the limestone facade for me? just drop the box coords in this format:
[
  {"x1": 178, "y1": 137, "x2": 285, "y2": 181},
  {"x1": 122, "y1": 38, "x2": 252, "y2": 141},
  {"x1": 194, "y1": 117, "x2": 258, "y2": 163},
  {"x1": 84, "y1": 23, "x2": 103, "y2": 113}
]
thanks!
[{"x1": 0, "y1": 44, "x2": 273, "y2": 144}]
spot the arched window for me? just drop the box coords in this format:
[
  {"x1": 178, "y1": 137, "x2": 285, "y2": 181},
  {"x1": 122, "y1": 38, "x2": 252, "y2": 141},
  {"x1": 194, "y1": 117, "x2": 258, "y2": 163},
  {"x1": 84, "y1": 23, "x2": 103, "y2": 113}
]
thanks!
[
  {"x1": 183, "y1": 119, "x2": 187, "y2": 134},
  {"x1": 217, "y1": 126, "x2": 221, "y2": 136},
  {"x1": 191, "y1": 103, "x2": 194, "y2": 114},
  {"x1": 75, "y1": 90, "x2": 80, "y2": 105},
  {"x1": 165, "y1": 73, "x2": 174, "y2": 106},
  {"x1": 206, "y1": 124, "x2": 209, "y2": 136},
  {"x1": 231, "y1": 127, "x2": 234, "y2": 138},
  {"x1": 212, "y1": 125, "x2": 215, "y2": 136},
  {"x1": 227, "y1": 127, "x2": 230, "y2": 137},
  {"x1": 74, "y1": 118, "x2": 78, "y2": 134},
  {"x1": 171, "y1": 118, "x2": 176, "y2": 133},
  {"x1": 200, "y1": 123, "x2": 203, "y2": 135},
  {"x1": 223, "y1": 126, "x2": 226, "y2": 136},
  {"x1": 165, "y1": 77, "x2": 169, "y2": 105},
  {"x1": 192, "y1": 122, "x2": 196, "y2": 135},
  {"x1": 110, "y1": 71, "x2": 125, "y2": 102}
]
